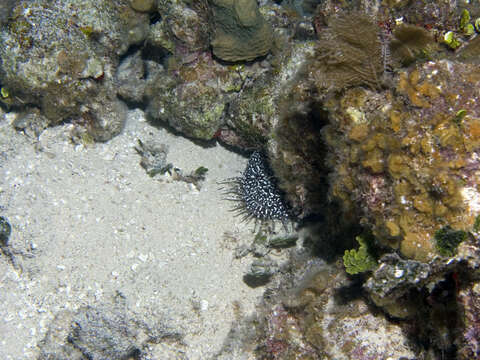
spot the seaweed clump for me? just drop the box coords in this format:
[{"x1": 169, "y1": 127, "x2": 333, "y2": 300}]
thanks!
[{"x1": 343, "y1": 234, "x2": 377, "y2": 275}]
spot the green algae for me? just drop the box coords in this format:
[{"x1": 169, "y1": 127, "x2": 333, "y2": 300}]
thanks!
[
  {"x1": 473, "y1": 215, "x2": 480, "y2": 233},
  {"x1": 343, "y1": 235, "x2": 377, "y2": 275},
  {"x1": 444, "y1": 31, "x2": 461, "y2": 49},
  {"x1": 434, "y1": 226, "x2": 467, "y2": 257}
]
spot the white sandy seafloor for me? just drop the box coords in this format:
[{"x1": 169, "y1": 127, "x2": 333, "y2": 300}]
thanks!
[{"x1": 0, "y1": 108, "x2": 265, "y2": 359}]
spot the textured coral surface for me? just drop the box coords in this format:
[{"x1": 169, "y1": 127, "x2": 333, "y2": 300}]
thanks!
[
  {"x1": 325, "y1": 60, "x2": 480, "y2": 261},
  {"x1": 210, "y1": 0, "x2": 273, "y2": 62}
]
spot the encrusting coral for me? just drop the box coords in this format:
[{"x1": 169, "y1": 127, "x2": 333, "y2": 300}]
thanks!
[{"x1": 323, "y1": 60, "x2": 480, "y2": 262}]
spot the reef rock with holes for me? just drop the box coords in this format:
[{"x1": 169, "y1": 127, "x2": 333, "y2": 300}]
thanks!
[
  {"x1": 363, "y1": 237, "x2": 480, "y2": 358},
  {"x1": 217, "y1": 260, "x2": 418, "y2": 359},
  {"x1": 129, "y1": 0, "x2": 264, "y2": 140},
  {"x1": 0, "y1": 0, "x2": 149, "y2": 140},
  {"x1": 142, "y1": 0, "x2": 316, "y2": 141},
  {"x1": 144, "y1": 51, "x2": 241, "y2": 140}
]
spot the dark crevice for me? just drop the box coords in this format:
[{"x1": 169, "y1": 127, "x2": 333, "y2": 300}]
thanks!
[
  {"x1": 149, "y1": 11, "x2": 161, "y2": 25},
  {"x1": 141, "y1": 42, "x2": 170, "y2": 65}
]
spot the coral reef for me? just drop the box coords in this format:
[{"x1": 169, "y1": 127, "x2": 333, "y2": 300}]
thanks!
[
  {"x1": 223, "y1": 260, "x2": 419, "y2": 359},
  {"x1": 0, "y1": 0, "x2": 149, "y2": 140},
  {"x1": 324, "y1": 60, "x2": 480, "y2": 261},
  {"x1": 2, "y1": 0, "x2": 480, "y2": 357},
  {"x1": 210, "y1": 0, "x2": 273, "y2": 62}
]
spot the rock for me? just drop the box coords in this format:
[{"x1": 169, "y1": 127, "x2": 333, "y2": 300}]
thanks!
[
  {"x1": 134, "y1": 139, "x2": 170, "y2": 177},
  {"x1": 144, "y1": 52, "x2": 233, "y2": 140},
  {"x1": 37, "y1": 310, "x2": 85, "y2": 360},
  {"x1": 12, "y1": 108, "x2": 50, "y2": 138},
  {"x1": 0, "y1": 216, "x2": 12, "y2": 247},
  {"x1": 365, "y1": 253, "x2": 430, "y2": 302},
  {"x1": 457, "y1": 281, "x2": 480, "y2": 359},
  {"x1": 68, "y1": 306, "x2": 143, "y2": 359},
  {"x1": 154, "y1": 1, "x2": 210, "y2": 54},
  {"x1": 0, "y1": 0, "x2": 148, "y2": 140},
  {"x1": 253, "y1": 262, "x2": 418, "y2": 359},
  {"x1": 364, "y1": 253, "x2": 430, "y2": 319},
  {"x1": 38, "y1": 305, "x2": 182, "y2": 360},
  {"x1": 85, "y1": 96, "x2": 128, "y2": 142},
  {"x1": 243, "y1": 258, "x2": 278, "y2": 287},
  {"x1": 116, "y1": 51, "x2": 147, "y2": 105}
]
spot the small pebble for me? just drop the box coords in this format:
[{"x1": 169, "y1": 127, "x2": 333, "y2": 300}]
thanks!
[{"x1": 394, "y1": 269, "x2": 404, "y2": 278}]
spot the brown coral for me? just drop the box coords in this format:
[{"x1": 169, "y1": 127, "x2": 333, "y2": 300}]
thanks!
[
  {"x1": 311, "y1": 13, "x2": 385, "y2": 91},
  {"x1": 210, "y1": 0, "x2": 273, "y2": 62}
]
